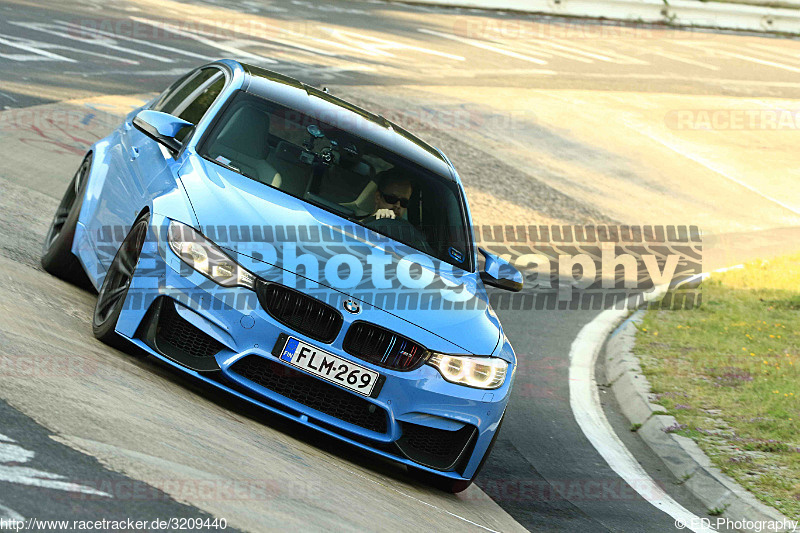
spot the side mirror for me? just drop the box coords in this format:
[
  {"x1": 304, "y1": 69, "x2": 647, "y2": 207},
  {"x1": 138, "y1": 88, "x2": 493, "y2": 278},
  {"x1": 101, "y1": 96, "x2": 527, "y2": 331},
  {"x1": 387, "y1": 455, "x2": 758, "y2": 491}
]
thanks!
[
  {"x1": 479, "y1": 248, "x2": 523, "y2": 292},
  {"x1": 132, "y1": 110, "x2": 193, "y2": 154}
]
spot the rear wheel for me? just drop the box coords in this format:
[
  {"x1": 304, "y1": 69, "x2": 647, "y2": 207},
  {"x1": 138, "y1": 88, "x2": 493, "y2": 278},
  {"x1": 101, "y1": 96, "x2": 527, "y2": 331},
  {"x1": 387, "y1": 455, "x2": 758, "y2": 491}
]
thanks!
[
  {"x1": 41, "y1": 154, "x2": 92, "y2": 287},
  {"x1": 408, "y1": 416, "x2": 504, "y2": 494},
  {"x1": 92, "y1": 214, "x2": 149, "y2": 348}
]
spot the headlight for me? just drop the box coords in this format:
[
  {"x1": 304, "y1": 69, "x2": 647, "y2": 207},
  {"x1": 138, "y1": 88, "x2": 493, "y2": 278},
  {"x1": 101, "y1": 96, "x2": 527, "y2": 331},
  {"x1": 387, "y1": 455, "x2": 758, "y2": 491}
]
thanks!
[
  {"x1": 428, "y1": 353, "x2": 508, "y2": 389},
  {"x1": 168, "y1": 220, "x2": 256, "y2": 289}
]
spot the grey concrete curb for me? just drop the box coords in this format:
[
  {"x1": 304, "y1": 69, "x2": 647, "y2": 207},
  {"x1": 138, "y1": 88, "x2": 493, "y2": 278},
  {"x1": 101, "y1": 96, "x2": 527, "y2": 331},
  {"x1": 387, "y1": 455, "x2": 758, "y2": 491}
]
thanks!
[
  {"x1": 391, "y1": 0, "x2": 800, "y2": 35},
  {"x1": 603, "y1": 313, "x2": 797, "y2": 533}
]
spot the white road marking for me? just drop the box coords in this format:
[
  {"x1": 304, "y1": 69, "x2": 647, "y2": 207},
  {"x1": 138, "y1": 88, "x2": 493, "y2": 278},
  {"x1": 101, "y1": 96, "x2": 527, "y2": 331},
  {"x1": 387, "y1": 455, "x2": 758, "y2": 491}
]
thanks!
[
  {"x1": 633, "y1": 125, "x2": 800, "y2": 217},
  {"x1": 384, "y1": 1, "x2": 441, "y2": 12},
  {"x1": 322, "y1": 28, "x2": 465, "y2": 61},
  {"x1": 0, "y1": 32, "x2": 140, "y2": 65},
  {"x1": 128, "y1": 17, "x2": 277, "y2": 64},
  {"x1": 416, "y1": 66, "x2": 558, "y2": 78},
  {"x1": 167, "y1": 23, "x2": 340, "y2": 58},
  {"x1": 280, "y1": 64, "x2": 377, "y2": 81},
  {"x1": 63, "y1": 68, "x2": 189, "y2": 77},
  {"x1": 290, "y1": 0, "x2": 367, "y2": 15},
  {"x1": 511, "y1": 41, "x2": 594, "y2": 63},
  {"x1": 418, "y1": 28, "x2": 549, "y2": 65},
  {"x1": 53, "y1": 20, "x2": 212, "y2": 60},
  {"x1": 619, "y1": 43, "x2": 720, "y2": 71},
  {"x1": 329, "y1": 462, "x2": 500, "y2": 533},
  {"x1": 0, "y1": 54, "x2": 52, "y2": 62},
  {"x1": 568, "y1": 312, "x2": 716, "y2": 533},
  {"x1": 0, "y1": 433, "x2": 112, "y2": 498},
  {"x1": 529, "y1": 39, "x2": 615, "y2": 62},
  {"x1": 675, "y1": 41, "x2": 800, "y2": 73},
  {"x1": 0, "y1": 34, "x2": 76, "y2": 62},
  {"x1": 0, "y1": 502, "x2": 24, "y2": 521},
  {"x1": 236, "y1": 19, "x2": 390, "y2": 57},
  {"x1": 8, "y1": 21, "x2": 173, "y2": 63},
  {"x1": 747, "y1": 42, "x2": 800, "y2": 62},
  {"x1": 713, "y1": 42, "x2": 800, "y2": 72},
  {"x1": 713, "y1": 41, "x2": 800, "y2": 66},
  {"x1": 647, "y1": 50, "x2": 719, "y2": 71},
  {"x1": 140, "y1": 13, "x2": 440, "y2": 63},
  {"x1": 545, "y1": 39, "x2": 648, "y2": 64}
]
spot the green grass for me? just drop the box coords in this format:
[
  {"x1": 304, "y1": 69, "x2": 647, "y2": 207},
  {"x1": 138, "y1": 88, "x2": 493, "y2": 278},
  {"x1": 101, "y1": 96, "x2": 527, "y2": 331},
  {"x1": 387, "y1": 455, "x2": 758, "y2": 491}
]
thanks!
[{"x1": 636, "y1": 253, "x2": 800, "y2": 519}]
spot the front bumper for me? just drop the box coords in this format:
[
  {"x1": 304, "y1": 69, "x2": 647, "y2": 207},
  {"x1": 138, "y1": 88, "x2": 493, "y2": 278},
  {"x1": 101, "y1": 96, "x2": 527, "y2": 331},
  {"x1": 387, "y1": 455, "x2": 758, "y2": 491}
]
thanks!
[{"x1": 114, "y1": 215, "x2": 513, "y2": 480}]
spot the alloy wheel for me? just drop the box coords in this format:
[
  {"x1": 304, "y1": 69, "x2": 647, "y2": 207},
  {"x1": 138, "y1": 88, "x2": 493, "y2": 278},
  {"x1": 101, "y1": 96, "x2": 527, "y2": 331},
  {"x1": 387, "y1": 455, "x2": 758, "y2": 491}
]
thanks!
[{"x1": 94, "y1": 218, "x2": 148, "y2": 326}]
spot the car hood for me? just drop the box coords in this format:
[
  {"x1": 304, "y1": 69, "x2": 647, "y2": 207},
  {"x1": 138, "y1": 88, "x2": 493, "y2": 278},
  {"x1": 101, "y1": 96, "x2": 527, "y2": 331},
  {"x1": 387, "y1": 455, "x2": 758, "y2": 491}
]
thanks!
[{"x1": 177, "y1": 155, "x2": 501, "y2": 356}]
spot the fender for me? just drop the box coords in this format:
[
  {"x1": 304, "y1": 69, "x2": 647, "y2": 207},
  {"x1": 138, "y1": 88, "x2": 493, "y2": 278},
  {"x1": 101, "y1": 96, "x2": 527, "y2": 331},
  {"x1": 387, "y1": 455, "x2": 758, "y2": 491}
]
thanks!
[{"x1": 72, "y1": 136, "x2": 115, "y2": 289}]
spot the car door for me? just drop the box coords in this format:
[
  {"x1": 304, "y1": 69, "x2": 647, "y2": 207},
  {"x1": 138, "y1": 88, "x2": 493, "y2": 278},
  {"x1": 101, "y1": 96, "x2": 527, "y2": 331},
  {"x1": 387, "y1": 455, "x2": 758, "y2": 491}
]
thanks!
[
  {"x1": 90, "y1": 67, "x2": 226, "y2": 272},
  {"x1": 126, "y1": 67, "x2": 226, "y2": 198}
]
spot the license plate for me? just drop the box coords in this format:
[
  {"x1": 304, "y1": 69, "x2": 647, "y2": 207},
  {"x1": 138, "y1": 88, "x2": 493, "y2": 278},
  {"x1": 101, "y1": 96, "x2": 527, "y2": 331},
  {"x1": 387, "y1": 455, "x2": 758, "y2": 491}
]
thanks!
[{"x1": 277, "y1": 336, "x2": 380, "y2": 396}]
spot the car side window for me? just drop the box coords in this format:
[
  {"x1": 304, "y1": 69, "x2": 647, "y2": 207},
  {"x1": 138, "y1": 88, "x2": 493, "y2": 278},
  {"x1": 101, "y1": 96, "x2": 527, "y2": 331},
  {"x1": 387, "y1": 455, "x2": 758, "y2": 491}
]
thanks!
[
  {"x1": 172, "y1": 74, "x2": 226, "y2": 143},
  {"x1": 150, "y1": 71, "x2": 194, "y2": 113},
  {"x1": 153, "y1": 68, "x2": 219, "y2": 116}
]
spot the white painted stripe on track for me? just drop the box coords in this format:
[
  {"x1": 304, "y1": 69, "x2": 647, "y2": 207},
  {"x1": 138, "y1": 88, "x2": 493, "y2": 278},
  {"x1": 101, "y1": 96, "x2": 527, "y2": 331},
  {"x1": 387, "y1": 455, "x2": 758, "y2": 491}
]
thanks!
[
  {"x1": 511, "y1": 41, "x2": 594, "y2": 63},
  {"x1": 747, "y1": 42, "x2": 800, "y2": 62},
  {"x1": 646, "y1": 50, "x2": 719, "y2": 71},
  {"x1": 418, "y1": 28, "x2": 549, "y2": 65},
  {"x1": 130, "y1": 15, "x2": 381, "y2": 59},
  {"x1": 127, "y1": 17, "x2": 277, "y2": 64},
  {"x1": 257, "y1": 24, "x2": 390, "y2": 57},
  {"x1": 675, "y1": 41, "x2": 800, "y2": 73},
  {"x1": 141, "y1": 20, "x2": 342, "y2": 59},
  {"x1": 8, "y1": 22, "x2": 173, "y2": 63},
  {"x1": 53, "y1": 20, "x2": 212, "y2": 61},
  {"x1": 329, "y1": 463, "x2": 502, "y2": 533},
  {"x1": 619, "y1": 43, "x2": 720, "y2": 71},
  {"x1": 321, "y1": 28, "x2": 466, "y2": 61},
  {"x1": 548, "y1": 39, "x2": 648, "y2": 65},
  {"x1": 531, "y1": 39, "x2": 615, "y2": 62},
  {"x1": 0, "y1": 433, "x2": 112, "y2": 498},
  {"x1": 0, "y1": 35, "x2": 76, "y2": 62},
  {"x1": 633, "y1": 126, "x2": 800, "y2": 217},
  {"x1": 207, "y1": 33, "x2": 339, "y2": 59},
  {"x1": 568, "y1": 310, "x2": 716, "y2": 533},
  {"x1": 0, "y1": 503, "x2": 24, "y2": 522},
  {"x1": 0, "y1": 32, "x2": 141, "y2": 65}
]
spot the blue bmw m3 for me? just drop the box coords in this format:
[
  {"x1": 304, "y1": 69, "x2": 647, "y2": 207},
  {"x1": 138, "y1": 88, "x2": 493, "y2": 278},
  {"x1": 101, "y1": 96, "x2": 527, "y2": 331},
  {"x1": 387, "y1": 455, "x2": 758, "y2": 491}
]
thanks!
[{"x1": 42, "y1": 59, "x2": 523, "y2": 492}]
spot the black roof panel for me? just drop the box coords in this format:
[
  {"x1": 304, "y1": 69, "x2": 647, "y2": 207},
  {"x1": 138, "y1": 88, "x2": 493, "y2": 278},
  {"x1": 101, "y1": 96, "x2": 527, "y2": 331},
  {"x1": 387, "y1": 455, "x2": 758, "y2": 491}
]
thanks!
[{"x1": 241, "y1": 62, "x2": 453, "y2": 179}]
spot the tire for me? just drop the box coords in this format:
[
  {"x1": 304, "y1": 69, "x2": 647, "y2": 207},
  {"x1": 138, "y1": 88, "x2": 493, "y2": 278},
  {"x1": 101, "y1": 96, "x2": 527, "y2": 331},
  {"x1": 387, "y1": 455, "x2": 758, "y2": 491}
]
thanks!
[
  {"x1": 92, "y1": 214, "x2": 150, "y2": 348},
  {"x1": 408, "y1": 416, "x2": 504, "y2": 494},
  {"x1": 41, "y1": 154, "x2": 93, "y2": 287}
]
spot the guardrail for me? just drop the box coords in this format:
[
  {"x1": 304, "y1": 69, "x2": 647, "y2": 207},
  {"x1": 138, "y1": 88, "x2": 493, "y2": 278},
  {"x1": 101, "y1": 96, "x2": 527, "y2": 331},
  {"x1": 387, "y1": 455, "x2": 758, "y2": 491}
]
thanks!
[{"x1": 394, "y1": 0, "x2": 800, "y2": 34}]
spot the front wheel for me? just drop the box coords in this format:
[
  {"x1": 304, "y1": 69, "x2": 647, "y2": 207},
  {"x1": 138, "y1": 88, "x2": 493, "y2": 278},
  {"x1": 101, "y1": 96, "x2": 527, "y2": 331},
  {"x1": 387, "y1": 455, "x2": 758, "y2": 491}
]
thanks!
[
  {"x1": 92, "y1": 214, "x2": 149, "y2": 348},
  {"x1": 41, "y1": 154, "x2": 92, "y2": 287}
]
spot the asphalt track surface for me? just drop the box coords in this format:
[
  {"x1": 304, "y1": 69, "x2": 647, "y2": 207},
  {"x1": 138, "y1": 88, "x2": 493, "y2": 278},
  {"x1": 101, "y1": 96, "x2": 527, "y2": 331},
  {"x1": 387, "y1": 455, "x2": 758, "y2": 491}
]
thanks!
[{"x1": 2, "y1": 0, "x2": 800, "y2": 531}]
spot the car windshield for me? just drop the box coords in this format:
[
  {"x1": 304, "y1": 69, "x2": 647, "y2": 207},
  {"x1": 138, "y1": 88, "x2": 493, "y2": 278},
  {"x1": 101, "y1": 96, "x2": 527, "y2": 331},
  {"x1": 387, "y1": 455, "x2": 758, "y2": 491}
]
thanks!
[{"x1": 198, "y1": 91, "x2": 472, "y2": 270}]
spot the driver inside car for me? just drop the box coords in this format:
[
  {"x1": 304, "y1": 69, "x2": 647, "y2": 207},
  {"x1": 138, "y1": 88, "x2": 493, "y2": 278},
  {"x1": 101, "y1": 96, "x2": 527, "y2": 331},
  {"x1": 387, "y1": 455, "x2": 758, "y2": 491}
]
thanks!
[{"x1": 369, "y1": 169, "x2": 412, "y2": 221}]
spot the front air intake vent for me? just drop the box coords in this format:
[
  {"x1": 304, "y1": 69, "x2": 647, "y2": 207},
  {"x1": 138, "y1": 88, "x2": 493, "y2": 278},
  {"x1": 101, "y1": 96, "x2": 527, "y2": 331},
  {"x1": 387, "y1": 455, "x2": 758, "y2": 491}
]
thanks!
[
  {"x1": 229, "y1": 355, "x2": 388, "y2": 433},
  {"x1": 396, "y1": 422, "x2": 477, "y2": 471}
]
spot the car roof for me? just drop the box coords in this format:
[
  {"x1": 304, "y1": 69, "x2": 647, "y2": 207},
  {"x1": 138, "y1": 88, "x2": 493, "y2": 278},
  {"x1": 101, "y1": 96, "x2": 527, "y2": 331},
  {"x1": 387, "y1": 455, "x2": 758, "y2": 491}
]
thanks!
[{"x1": 231, "y1": 61, "x2": 455, "y2": 181}]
